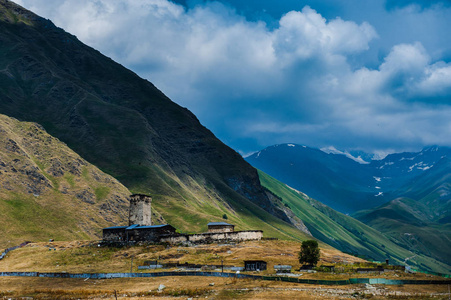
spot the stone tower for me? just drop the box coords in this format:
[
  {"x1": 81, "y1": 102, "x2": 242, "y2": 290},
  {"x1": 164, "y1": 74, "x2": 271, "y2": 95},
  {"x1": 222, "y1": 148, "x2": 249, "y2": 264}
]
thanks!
[{"x1": 129, "y1": 194, "x2": 152, "y2": 226}]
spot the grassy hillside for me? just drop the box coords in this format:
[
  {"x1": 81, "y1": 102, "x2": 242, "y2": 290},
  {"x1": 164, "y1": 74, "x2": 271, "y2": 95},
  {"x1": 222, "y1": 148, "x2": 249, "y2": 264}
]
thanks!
[
  {"x1": 0, "y1": 114, "x2": 131, "y2": 248},
  {"x1": 0, "y1": 0, "x2": 296, "y2": 237},
  {"x1": 258, "y1": 170, "x2": 451, "y2": 274},
  {"x1": 354, "y1": 197, "x2": 451, "y2": 270},
  {"x1": 0, "y1": 113, "x2": 314, "y2": 249}
]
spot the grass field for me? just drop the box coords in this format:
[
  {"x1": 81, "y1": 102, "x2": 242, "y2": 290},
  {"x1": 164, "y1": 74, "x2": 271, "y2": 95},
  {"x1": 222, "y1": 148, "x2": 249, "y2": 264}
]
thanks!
[
  {"x1": 1, "y1": 240, "x2": 450, "y2": 299},
  {"x1": 1, "y1": 276, "x2": 450, "y2": 299}
]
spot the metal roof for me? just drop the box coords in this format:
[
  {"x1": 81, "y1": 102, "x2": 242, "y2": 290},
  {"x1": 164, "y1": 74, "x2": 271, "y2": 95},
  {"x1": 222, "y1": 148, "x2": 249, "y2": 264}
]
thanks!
[
  {"x1": 274, "y1": 265, "x2": 292, "y2": 269},
  {"x1": 207, "y1": 222, "x2": 234, "y2": 226},
  {"x1": 126, "y1": 224, "x2": 140, "y2": 230},
  {"x1": 103, "y1": 224, "x2": 174, "y2": 230},
  {"x1": 103, "y1": 226, "x2": 128, "y2": 230},
  {"x1": 133, "y1": 224, "x2": 174, "y2": 229}
]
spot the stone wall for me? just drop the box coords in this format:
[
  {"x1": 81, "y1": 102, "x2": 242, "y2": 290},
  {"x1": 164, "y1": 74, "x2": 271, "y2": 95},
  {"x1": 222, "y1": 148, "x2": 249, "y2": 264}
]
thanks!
[
  {"x1": 159, "y1": 230, "x2": 263, "y2": 244},
  {"x1": 103, "y1": 227, "x2": 127, "y2": 241},
  {"x1": 128, "y1": 227, "x2": 176, "y2": 242}
]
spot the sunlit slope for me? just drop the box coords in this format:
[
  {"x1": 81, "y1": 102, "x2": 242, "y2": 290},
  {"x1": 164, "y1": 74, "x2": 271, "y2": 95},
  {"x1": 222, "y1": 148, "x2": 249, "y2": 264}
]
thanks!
[
  {"x1": 0, "y1": 114, "x2": 131, "y2": 247},
  {"x1": 258, "y1": 170, "x2": 451, "y2": 274}
]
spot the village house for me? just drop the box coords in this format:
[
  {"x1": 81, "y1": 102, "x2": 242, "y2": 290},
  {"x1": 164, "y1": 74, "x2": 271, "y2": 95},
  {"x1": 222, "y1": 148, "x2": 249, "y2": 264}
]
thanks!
[
  {"x1": 207, "y1": 222, "x2": 235, "y2": 233},
  {"x1": 102, "y1": 194, "x2": 263, "y2": 244}
]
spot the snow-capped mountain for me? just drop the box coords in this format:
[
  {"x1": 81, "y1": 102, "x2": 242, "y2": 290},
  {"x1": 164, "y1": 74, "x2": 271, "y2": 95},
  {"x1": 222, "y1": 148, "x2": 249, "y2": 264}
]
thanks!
[{"x1": 246, "y1": 144, "x2": 451, "y2": 215}]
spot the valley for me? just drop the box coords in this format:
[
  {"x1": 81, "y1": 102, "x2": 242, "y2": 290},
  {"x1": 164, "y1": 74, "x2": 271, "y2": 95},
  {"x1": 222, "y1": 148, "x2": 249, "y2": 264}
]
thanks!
[
  {"x1": 0, "y1": 1, "x2": 450, "y2": 298},
  {"x1": 246, "y1": 144, "x2": 451, "y2": 274}
]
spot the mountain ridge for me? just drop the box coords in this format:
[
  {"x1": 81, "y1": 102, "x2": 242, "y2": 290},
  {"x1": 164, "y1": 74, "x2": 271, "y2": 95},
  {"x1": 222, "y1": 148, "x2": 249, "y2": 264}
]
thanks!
[
  {"x1": 0, "y1": 0, "x2": 307, "y2": 240},
  {"x1": 246, "y1": 143, "x2": 451, "y2": 213},
  {"x1": 246, "y1": 143, "x2": 451, "y2": 272}
]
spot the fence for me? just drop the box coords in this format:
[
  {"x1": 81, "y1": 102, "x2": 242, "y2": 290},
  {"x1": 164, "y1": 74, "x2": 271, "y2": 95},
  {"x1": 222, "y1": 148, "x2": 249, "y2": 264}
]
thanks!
[
  {"x1": 0, "y1": 242, "x2": 31, "y2": 261},
  {"x1": 0, "y1": 271, "x2": 450, "y2": 285}
]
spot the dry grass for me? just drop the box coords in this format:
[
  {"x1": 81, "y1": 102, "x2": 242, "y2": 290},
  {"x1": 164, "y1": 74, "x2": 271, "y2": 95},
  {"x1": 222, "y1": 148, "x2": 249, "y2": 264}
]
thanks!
[
  {"x1": 0, "y1": 239, "x2": 367, "y2": 274},
  {"x1": 1, "y1": 240, "x2": 449, "y2": 299},
  {"x1": 1, "y1": 277, "x2": 449, "y2": 299}
]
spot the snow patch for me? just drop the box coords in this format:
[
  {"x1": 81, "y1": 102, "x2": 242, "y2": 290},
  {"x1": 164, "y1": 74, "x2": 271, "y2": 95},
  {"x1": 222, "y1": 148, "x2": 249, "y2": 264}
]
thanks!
[
  {"x1": 408, "y1": 161, "x2": 433, "y2": 172},
  {"x1": 375, "y1": 186, "x2": 381, "y2": 189},
  {"x1": 375, "y1": 192, "x2": 383, "y2": 197},
  {"x1": 320, "y1": 146, "x2": 370, "y2": 164},
  {"x1": 399, "y1": 157, "x2": 415, "y2": 161},
  {"x1": 287, "y1": 144, "x2": 295, "y2": 147},
  {"x1": 378, "y1": 162, "x2": 394, "y2": 169},
  {"x1": 373, "y1": 177, "x2": 381, "y2": 182}
]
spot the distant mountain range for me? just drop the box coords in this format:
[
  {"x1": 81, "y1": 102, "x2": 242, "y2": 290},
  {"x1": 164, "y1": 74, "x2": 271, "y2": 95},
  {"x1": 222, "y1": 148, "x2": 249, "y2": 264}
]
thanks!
[
  {"x1": 246, "y1": 144, "x2": 451, "y2": 215},
  {"x1": 246, "y1": 143, "x2": 451, "y2": 271}
]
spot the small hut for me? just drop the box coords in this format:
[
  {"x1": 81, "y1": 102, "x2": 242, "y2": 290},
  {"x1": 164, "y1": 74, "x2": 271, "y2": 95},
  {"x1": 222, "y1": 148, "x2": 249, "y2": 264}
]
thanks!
[
  {"x1": 207, "y1": 222, "x2": 235, "y2": 233},
  {"x1": 244, "y1": 260, "x2": 267, "y2": 271},
  {"x1": 274, "y1": 265, "x2": 292, "y2": 273}
]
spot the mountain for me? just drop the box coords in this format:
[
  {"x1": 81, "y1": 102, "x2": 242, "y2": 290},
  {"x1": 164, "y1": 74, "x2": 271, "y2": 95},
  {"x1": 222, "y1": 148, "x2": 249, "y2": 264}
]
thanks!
[
  {"x1": 246, "y1": 144, "x2": 451, "y2": 215},
  {"x1": 258, "y1": 171, "x2": 451, "y2": 274},
  {"x1": 246, "y1": 143, "x2": 451, "y2": 272},
  {"x1": 353, "y1": 155, "x2": 451, "y2": 268},
  {"x1": 2, "y1": 0, "x2": 448, "y2": 274},
  {"x1": 0, "y1": 113, "x2": 133, "y2": 246},
  {"x1": 246, "y1": 144, "x2": 381, "y2": 213},
  {"x1": 0, "y1": 0, "x2": 307, "y2": 240}
]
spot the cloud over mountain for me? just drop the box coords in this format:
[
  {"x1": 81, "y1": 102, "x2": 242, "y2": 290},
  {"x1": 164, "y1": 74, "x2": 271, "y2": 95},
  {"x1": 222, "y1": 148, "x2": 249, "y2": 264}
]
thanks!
[{"x1": 15, "y1": 0, "x2": 451, "y2": 154}]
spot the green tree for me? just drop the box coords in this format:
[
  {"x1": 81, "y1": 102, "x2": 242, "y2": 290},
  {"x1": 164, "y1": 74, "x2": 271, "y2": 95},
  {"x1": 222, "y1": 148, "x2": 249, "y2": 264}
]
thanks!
[{"x1": 298, "y1": 240, "x2": 320, "y2": 266}]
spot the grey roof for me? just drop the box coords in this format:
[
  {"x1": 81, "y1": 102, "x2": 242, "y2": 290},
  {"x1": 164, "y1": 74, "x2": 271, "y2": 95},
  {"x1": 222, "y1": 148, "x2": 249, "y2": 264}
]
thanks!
[
  {"x1": 207, "y1": 222, "x2": 234, "y2": 226},
  {"x1": 274, "y1": 265, "x2": 292, "y2": 269}
]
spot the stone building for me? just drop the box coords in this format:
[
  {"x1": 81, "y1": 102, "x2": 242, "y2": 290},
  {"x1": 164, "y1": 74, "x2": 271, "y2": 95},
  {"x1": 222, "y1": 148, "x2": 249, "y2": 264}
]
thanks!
[
  {"x1": 207, "y1": 222, "x2": 235, "y2": 233},
  {"x1": 102, "y1": 194, "x2": 263, "y2": 244},
  {"x1": 103, "y1": 194, "x2": 175, "y2": 242},
  {"x1": 103, "y1": 224, "x2": 176, "y2": 242}
]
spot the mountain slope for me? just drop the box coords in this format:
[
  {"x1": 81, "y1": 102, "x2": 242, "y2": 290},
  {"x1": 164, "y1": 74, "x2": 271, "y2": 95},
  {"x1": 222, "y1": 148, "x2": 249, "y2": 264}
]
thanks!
[
  {"x1": 246, "y1": 144, "x2": 451, "y2": 215},
  {"x1": 246, "y1": 144, "x2": 380, "y2": 213},
  {"x1": 247, "y1": 143, "x2": 451, "y2": 273},
  {"x1": 0, "y1": 113, "x2": 132, "y2": 247},
  {"x1": 0, "y1": 0, "x2": 298, "y2": 236},
  {"x1": 258, "y1": 171, "x2": 451, "y2": 274},
  {"x1": 354, "y1": 196, "x2": 451, "y2": 268}
]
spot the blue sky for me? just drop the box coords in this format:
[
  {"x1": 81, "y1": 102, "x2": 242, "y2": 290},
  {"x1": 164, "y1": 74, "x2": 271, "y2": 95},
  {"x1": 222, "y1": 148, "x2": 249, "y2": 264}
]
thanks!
[{"x1": 15, "y1": 0, "x2": 451, "y2": 156}]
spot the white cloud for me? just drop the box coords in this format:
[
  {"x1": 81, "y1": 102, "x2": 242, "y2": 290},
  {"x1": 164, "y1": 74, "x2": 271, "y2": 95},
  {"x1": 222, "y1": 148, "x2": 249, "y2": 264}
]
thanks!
[{"x1": 14, "y1": 0, "x2": 451, "y2": 154}]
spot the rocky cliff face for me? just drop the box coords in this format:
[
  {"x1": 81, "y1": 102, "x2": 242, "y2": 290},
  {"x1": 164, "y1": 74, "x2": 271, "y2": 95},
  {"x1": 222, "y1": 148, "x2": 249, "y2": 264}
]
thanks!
[
  {"x1": 0, "y1": 0, "x2": 290, "y2": 231},
  {"x1": 0, "y1": 114, "x2": 133, "y2": 246}
]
